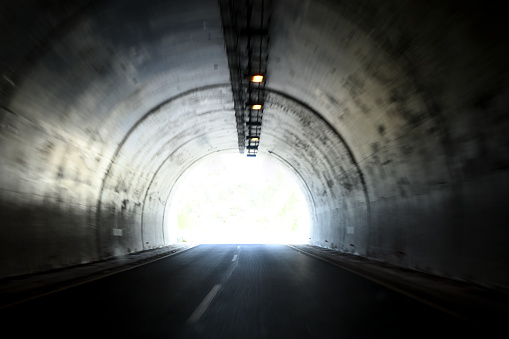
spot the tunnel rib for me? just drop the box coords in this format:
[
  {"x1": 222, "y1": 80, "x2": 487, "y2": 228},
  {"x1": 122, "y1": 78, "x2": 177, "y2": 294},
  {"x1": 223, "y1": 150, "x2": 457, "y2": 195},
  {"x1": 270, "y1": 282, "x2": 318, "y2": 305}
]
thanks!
[
  {"x1": 264, "y1": 89, "x2": 372, "y2": 245},
  {"x1": 140, "y1": 139, "x2": 237, "y2": 250},
  {"x1": 265, "y1": 150, "x2": 317, "y2": 223},
  {"x1": 95, "y1": 84, "x2": 231, "y2": 257}
]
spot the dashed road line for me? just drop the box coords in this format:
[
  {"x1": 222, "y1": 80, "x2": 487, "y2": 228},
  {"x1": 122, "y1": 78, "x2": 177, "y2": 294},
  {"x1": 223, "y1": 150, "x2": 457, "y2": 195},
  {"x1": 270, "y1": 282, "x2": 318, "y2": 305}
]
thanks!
[{"x1": 187, "y1": 284, "x2": 221, "y2": 324}]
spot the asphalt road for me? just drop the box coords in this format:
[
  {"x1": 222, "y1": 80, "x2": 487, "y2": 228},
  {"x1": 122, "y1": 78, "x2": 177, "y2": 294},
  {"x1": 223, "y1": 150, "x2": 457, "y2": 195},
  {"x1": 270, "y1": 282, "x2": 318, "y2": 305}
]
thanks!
[{"x1": 1, "y1": 244, "x2": 480, "y2": 338}]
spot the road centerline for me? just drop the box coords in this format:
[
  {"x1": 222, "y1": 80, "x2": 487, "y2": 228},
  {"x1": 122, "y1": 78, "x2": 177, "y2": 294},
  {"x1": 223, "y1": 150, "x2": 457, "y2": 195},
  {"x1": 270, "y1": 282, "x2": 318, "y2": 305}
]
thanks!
[{"x1": 187, "y1": 284, "x2": 222, "y2": 324}]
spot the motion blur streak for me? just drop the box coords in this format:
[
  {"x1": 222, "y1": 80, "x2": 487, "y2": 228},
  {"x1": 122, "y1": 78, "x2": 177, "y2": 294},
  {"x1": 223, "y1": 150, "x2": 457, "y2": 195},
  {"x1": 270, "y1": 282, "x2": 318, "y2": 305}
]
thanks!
[
  {"x1": 0, "y1": 245, "x2": 479, "y2": 337},
  {"x1": 0, "y1": 0, "x2": 508, "y2": 336}
]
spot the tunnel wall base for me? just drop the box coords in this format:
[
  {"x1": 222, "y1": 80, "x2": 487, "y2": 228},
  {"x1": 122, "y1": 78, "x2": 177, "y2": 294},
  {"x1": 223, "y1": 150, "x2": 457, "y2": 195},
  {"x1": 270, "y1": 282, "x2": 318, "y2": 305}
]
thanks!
[{"x1": 311, "y1": 171, "x2": 509, "y2": 289}]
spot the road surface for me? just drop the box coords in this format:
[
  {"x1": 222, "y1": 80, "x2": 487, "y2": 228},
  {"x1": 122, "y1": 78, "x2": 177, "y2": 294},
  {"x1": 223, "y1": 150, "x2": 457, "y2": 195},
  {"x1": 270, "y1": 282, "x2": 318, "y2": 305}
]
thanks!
[{"x1": 1, "y1": 244, "x2": 479, "y2": 338}]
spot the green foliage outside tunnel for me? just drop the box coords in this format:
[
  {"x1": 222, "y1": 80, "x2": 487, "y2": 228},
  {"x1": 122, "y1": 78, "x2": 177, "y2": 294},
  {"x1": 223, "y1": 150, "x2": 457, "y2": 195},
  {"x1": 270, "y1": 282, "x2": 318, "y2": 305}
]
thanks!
[{"x1": 172, "y1": 154, "x2": 309, "y2": 244}]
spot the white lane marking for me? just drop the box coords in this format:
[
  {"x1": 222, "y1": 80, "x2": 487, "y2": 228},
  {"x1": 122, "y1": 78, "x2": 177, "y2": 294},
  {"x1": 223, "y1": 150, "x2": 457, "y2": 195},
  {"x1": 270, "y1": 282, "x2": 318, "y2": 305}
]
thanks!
[
  {"x1": 187, "y1": 284, "x2": 221, "y2": 324},
  {"x1": 237, "y1": 246, "x2": 240, "y2": 249},
  {"x1": 232, "y1": 254, "x2": 237, "y2": 261}
]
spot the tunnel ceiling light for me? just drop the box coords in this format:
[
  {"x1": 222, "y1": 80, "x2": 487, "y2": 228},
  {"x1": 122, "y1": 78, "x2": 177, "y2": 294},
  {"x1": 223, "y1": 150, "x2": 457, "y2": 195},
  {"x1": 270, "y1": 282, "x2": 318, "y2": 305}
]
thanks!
[
  {"x1": 220, "y1": 0, "x2": 270, "y2": 157},
  {"x1": 251, "y1": 75, "x2": 264, "y2": 82}
]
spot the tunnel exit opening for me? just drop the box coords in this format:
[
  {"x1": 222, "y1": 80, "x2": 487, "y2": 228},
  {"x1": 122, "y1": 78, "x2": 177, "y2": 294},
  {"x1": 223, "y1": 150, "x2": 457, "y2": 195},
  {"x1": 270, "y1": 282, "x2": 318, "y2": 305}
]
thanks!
[{"x1": 165, "y1": 153, "x2": 311, "y2": 244}]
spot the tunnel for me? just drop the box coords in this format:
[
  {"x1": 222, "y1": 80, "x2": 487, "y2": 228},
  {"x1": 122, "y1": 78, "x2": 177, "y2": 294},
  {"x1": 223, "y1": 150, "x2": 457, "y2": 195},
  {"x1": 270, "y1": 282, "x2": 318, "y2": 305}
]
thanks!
[{"x1": 1, "y1": 0, "x2": 509, "y2": 305}]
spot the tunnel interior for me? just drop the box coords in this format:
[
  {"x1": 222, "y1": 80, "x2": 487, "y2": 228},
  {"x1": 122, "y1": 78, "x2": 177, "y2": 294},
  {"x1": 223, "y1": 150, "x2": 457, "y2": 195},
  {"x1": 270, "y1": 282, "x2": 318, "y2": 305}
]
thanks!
[{"x1": 1, "y1": 0, "x2": 508, "y2": 290}]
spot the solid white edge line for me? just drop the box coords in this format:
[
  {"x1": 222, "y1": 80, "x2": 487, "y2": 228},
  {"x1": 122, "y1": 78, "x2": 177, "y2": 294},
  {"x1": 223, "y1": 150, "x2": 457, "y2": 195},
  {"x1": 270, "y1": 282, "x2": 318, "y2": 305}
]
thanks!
[
  {"x1": 187, "y1": 284, "x2": 222, "y2": 324},
  {"x1": 0, "y1": 244, "x2": 199, "y2": 310},
  {"x1": 285, "y1": 244, "x2": 471, "y2": 324}
]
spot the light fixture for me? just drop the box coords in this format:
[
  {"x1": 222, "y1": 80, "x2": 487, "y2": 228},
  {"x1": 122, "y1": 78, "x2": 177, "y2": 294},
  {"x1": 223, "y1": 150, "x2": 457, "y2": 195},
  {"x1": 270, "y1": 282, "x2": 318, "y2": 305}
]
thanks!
[
  {"x1": 220, "y1": 0, "x2": 270, "y2": 157},
  {"x1": 251, "y1": 75, "x2": 264, "y2": 82}
]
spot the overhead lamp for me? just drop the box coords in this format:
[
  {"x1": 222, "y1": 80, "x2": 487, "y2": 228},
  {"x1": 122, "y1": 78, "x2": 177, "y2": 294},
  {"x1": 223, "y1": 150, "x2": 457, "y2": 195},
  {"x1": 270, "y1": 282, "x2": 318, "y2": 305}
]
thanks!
[
  {"x1": 252, "y1": 104, "x2": 262, "y2": 110},
  {"x1": 251, "y1": 75, "x2": 264, "y2": 82}
]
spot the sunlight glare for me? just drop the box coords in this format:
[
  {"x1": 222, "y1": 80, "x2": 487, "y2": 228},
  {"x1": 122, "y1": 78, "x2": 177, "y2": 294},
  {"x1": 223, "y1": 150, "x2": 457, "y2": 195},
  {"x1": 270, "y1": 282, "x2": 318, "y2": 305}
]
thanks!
[{"x1": 167, "y1": 153, "x2": 310, "y2": 244}]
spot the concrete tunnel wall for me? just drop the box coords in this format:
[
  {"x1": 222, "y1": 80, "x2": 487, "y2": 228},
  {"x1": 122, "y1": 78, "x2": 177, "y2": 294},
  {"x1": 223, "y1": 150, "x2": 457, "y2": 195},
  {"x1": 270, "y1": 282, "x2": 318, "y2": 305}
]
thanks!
[{"x1": 1, "y1": 0, "x2": 508, "y2": 289}]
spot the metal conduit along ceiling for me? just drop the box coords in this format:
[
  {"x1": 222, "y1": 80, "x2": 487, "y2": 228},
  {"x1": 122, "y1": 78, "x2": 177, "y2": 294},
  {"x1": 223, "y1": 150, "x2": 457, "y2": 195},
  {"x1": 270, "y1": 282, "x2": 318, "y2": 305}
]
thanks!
[
  {"x1": 0, "y1": 0, "x2": 508, "y2": 294},
  {"x1": 220, "y1": 0, "x2": 271, "y2": 156}
]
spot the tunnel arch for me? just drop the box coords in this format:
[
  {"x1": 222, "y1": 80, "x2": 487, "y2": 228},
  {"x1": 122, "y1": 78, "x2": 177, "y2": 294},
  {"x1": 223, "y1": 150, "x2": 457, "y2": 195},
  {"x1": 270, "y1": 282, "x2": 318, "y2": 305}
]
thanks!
[
  {"x1": 96, "y1": 85, "x2": 237, "y2": 256},
  {"x1": 258, "y1": 90, "x2": 370, "y2": 253},
  {"x1": 0, "y1": 0, "x2": 508, "y2": 290},
  {"x1": 96, "y1": 84, "x2": 366, "y2": 257}
]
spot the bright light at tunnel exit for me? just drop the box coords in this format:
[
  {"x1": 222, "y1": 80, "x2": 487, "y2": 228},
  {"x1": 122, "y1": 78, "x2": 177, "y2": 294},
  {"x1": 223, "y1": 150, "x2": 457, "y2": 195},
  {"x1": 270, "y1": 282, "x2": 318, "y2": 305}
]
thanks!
[{"x1": 166, "y1": 154, "x2": 311, "y2": 244}]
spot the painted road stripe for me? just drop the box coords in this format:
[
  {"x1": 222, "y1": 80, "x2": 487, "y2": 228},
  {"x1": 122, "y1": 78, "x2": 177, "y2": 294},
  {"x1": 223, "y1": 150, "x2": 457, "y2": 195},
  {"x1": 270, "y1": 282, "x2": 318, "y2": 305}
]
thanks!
[
  {"x1": 187, "y1": 284, "x2": 221, "y2": 324},
  {"x1": 232, "y1": 254, "x2": 237, "y2": 261}
]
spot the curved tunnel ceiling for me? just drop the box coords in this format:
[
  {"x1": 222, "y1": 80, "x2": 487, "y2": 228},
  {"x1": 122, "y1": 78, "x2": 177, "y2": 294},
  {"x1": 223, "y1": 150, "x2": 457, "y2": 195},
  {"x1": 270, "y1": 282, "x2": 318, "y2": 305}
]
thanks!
[{"x1": 1, "y1": 0, "x2": 508, "y2": 289}]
